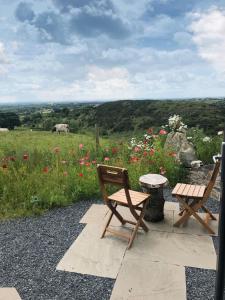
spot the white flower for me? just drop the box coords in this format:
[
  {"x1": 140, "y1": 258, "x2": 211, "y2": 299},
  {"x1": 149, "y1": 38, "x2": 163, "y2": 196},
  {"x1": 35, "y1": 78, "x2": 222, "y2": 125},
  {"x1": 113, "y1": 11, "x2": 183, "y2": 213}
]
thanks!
[
  {"x1": 218, "y1": 131, "x2": 224, "y2": 136},
  {"x1": 187, "y1": 136, "x2": 192, "y2": 140},
  {"x1": 202, "y1": 136, "x2": 211, "y2": 142}
]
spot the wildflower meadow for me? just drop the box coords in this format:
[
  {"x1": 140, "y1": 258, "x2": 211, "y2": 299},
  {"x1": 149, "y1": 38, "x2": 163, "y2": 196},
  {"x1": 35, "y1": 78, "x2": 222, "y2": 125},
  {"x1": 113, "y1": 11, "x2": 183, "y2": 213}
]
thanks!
[{"x1": 0, "y1": 129, "x2": 184, "y2": 219}]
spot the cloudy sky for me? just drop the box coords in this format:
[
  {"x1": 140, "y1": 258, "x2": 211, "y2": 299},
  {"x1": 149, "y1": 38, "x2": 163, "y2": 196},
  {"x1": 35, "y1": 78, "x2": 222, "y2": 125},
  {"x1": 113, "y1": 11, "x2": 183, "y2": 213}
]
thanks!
[{"x1": 0, "y1": 0, "x2": 225, "y2": 103}]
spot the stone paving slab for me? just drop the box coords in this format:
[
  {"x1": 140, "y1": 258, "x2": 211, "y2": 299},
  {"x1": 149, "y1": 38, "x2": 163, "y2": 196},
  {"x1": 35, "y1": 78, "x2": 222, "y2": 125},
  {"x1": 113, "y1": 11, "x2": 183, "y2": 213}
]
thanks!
[
  {"x1": 110, "y1": 259, "x2": 186, "y2": 300},
  {"x1": 125, "y1": 230, "x2": 216, "y2": 270},
  {"x1": 80, "y1": 204, "x2": 175, "y2": 233},
  {"x1": 56, "y1": 223, "x2": 128, "y2": 279},
  {"x1": 173, "y1": 213, "x2": 219, "y2": 236},
  {"x1": 79, "y1": 203, "x2": 109, "y2": 224},
  {"x1": 0, "y1": 288, "x2": 21, "y2": 300}
]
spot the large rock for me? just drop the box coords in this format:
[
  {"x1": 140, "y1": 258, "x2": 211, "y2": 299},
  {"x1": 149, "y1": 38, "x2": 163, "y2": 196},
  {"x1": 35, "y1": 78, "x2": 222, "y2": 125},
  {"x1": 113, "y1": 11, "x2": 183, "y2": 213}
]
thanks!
[{"x1": 165, "y1": 131, "x2": 197, "y2": 167}]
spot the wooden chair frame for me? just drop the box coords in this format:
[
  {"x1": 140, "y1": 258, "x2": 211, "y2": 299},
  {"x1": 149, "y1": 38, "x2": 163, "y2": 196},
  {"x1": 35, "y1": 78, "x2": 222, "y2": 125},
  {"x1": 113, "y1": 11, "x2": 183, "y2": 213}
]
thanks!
[
  {"x1": 97, "y1": 164, "x2": 150, "y2": 249},
  {"x1": 173, "y1": 160, "x2": 220, "y2": 234}
]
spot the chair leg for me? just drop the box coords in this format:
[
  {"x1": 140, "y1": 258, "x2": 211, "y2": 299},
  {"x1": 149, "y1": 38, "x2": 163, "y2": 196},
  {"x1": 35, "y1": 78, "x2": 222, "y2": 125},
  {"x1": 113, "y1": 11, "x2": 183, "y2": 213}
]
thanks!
[
  {"x1": 101, "y1": 210, "x2": 113, "y2": 238},
  {"x1": 127, "y1": 219, "x2": 141, "y2": 249},
  {"x1": 201, "y1": 205, "x2": 217, "y2": 220},
  {"x1": 107, "y1": 201, "x2": 126, "y2": 225}
]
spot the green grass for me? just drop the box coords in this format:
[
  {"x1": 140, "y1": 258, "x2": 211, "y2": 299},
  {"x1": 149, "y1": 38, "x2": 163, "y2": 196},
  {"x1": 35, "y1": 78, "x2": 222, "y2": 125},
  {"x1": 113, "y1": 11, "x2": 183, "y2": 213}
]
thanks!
[{"x1": 0, "y1": 130, "x2": 185, "y2": 220}]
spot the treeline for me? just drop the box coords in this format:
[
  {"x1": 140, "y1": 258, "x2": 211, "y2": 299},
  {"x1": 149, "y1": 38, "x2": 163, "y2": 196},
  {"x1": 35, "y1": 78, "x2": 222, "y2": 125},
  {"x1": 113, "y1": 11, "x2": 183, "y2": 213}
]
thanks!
[
  {"x1": 1, "y1": 99, "x2": 224, "y2": 134},
  {"x1": 0, "y1": 112, "x2": 21, "y2": 129}
]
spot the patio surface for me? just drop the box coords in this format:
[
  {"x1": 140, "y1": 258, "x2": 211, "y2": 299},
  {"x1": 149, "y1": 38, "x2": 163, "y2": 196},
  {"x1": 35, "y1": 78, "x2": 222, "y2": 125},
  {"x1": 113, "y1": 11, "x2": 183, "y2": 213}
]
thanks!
[
  {"x1": 57, "y1": 202, "x2": 218, "y2": 300},
  {"x1": 0, "y1": 193, "x2": 220, "y2": 299}
]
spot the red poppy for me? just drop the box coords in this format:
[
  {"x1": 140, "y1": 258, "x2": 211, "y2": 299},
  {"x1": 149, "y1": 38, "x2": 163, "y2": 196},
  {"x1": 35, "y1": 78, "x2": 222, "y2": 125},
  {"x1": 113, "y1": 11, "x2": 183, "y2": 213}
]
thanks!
[
  {"x1": 9, "y1": 156, "x2": 16, "y2": 162},
  {"x1": 159, "y1": 129, "x2": 167, "y2": 135},
  {"x1": 104, "y1": 157, "x2": 110, "y2": 161},
  {"x1": 23, "y1": 154, "x2": 29, "y2": 160},
  {"x1": 130, "y1": 156, "x2": 139, "y2": 163},
  {"x1": 112, "y1": 147, "x2": 118, "y2": 154},
  {"x1": 79, "y1": 173, "x2": 84, "y2": 177},
  {"x1": 85, "y1": 162, "x2": 91, "y2": 167},
  {"x1": 149, "y1": 149, "x2": 155, "y2": 156},
  {"x1": 43, "y1": 166, "x2": 49, "y2": 173},
  {"x1": 143, "y1": 151, "x2": 148, "y2": 157}
]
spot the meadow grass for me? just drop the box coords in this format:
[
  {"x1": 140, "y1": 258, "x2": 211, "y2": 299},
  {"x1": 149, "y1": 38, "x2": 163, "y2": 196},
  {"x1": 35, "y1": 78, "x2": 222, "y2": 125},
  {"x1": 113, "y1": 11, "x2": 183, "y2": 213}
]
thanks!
[{"x1": 0, "y1": 130, "x2": 184, "y2": 219}]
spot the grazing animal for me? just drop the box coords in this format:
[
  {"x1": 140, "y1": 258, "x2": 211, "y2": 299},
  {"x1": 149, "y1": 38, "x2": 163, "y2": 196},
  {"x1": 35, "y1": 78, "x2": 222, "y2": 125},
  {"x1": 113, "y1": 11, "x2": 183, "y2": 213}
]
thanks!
[
  {"x1": 52, "y1": 124, "x2": 69, "y2": 133},
  {"x1": 0, "y1": 128, "x2": 9, "y2": 132}
]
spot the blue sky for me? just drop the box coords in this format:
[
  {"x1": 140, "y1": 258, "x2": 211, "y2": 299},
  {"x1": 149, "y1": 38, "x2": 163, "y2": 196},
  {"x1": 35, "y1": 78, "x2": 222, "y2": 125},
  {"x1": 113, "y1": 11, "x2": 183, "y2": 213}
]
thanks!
[{"x1": 0, "y1": 0, "x2": 225, "y2": 103}]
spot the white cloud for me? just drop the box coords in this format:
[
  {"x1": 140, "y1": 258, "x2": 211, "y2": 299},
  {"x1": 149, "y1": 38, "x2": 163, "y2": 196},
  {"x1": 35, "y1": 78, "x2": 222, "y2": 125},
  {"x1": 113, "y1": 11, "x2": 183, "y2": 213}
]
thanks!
[
  {"x1": 0, "y1": 41, "x2": 8, "y2": 64},
  {"x1": 190, "y1": 8, "x2": 225, "y2": 70}
]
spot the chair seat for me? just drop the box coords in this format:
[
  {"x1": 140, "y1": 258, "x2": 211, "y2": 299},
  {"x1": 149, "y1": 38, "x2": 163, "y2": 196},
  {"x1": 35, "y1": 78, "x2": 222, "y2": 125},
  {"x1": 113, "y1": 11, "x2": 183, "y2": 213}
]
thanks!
[
  {"x1": 172, "y1": 183, "x2": 206, "y2": 198},
  {"x1": 108, "y1": 188, "x2": 150, "y2": 206}
]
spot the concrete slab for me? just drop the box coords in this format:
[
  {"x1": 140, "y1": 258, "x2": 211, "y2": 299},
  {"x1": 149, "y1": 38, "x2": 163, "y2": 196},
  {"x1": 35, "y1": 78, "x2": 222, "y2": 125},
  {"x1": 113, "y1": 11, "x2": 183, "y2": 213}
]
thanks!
[
  {"x1": 164, "y1": 201, "x2": 180, "y2": 211},
  {"x1": 110, "y1": 259, "x2": 186, "y2": 300},
  {"x1": 79, "y1": 204, "x2": 109, "y2": 224},
  {"x1": 56, "y1": 223, "x2": 128, "y2": 278},
  {"x1": 0, "y1": 288, "x2": 21, "y2": 300},
  {"x1": 173, "y1": 213, "x2": 219, "y2": 236},
  {"x1": 125, "y1": 231, "x2": 216, "y2": 269}
]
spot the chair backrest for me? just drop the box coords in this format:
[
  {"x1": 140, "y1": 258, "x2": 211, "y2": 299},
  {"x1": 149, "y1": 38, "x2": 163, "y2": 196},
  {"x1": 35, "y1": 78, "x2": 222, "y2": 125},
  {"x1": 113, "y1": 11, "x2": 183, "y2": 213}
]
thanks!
[
  {"x1": 97, "y1": 164, "x2": 131, "y2": 203},
  {"x1": 203, "y1": 160, "x2": 221, "y2": 200}
]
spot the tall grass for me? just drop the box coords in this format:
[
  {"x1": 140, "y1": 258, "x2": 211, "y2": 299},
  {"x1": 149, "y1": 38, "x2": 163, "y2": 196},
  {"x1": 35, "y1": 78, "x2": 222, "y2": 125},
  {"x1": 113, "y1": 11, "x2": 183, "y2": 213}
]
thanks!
[{"x1": 0, "y1": 130, "x2": 184, "y2": 219}]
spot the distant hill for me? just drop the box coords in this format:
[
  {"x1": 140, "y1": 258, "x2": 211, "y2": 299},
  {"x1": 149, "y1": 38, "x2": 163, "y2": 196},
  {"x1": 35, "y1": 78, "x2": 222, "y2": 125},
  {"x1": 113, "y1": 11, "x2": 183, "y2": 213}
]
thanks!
[
  {"x1": 4, "y1": 99, "x2": 225, "y2": 134},
  {"x1": 84, "y1": 99, "x2": 225, "y2": 134}
]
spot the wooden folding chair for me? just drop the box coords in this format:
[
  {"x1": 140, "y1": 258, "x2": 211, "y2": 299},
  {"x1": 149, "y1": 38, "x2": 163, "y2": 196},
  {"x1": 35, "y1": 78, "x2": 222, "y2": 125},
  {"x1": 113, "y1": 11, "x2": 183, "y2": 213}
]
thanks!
[
  {"x1": 97, "y1": 164, "x2": 150, "y2": 249},
  {"x1": 172, "y1": 160, "x2": 221, "y2": 234}
]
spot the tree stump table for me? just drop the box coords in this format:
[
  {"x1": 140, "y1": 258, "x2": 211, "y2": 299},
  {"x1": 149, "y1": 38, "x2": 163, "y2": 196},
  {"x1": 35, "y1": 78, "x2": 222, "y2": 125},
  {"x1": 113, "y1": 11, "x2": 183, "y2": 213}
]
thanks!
[{"x1": 139, "y1": 174, "x2": 168, "y2": 222}]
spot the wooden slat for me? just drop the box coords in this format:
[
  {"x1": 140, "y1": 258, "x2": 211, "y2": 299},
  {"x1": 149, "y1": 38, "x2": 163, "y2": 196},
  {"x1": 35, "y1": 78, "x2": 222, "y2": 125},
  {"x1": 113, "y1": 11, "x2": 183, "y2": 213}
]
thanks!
[
  {"x1": 197, "y1": 186, "x2": 206, "y2": 198},
  {"x1": 176, "y1": 184, "x2": 187, "y2": 195},
  {"x1": 182, "y1": 184, "x2": 192, "y2": 196},
  {"x1": 172, "y1": 183, "x2": 182, "y2": 195},
  {"x1": 187, "y1": 185, "x2": 196, "y2": 197},
  {"x1": 192, "y1": 185, "x2": 201, "y2": 197}
]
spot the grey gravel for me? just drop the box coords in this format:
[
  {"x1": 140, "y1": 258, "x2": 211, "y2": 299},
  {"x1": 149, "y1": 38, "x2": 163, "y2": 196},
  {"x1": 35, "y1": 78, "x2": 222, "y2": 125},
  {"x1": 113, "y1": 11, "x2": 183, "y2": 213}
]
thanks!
[{"x1": 0, "y1": 200, "x2": 114, "y2": 300}]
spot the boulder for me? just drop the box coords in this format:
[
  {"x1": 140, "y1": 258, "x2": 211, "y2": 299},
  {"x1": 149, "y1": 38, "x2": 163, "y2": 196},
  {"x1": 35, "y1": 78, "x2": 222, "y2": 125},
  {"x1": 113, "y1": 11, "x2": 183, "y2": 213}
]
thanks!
[{"x1": 165, "y1": 131, "x2": 197, "y2": 167}]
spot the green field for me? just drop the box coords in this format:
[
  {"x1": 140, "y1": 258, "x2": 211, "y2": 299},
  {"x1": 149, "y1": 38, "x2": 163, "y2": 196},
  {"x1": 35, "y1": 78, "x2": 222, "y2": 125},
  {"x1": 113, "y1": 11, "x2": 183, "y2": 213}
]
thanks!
[{"x1": 0, "y1": 130, "x2": 184, "y2": 219}]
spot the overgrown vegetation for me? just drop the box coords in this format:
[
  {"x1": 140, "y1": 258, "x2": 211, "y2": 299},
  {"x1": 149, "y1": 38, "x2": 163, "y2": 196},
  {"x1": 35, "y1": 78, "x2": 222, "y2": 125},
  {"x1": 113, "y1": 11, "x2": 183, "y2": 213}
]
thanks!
[{"x1": 0, "y1": 130, "x2": 184, "y2": 219}]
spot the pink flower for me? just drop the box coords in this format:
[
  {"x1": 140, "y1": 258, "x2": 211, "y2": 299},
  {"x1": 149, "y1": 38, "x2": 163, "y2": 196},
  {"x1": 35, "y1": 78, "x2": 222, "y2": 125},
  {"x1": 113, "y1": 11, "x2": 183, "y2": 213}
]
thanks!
[
  {"x1": 147, "y1": 128, "x2": 153, "y2": 134},
  {"x1": 160, "y1": 167, "x2": 166, "y2": 175},
  {"x1": 104, "y1": 157, "x2": 110, "y2": 161},
  {"x1": 169, "y1": 152, "x2": 176, "y2": 157},
  {"x1": 92, "y1": 160, "x2": 97, "y2": 164},
  {"x1": 159, "y1": 129, "x2": 167, "y2": 135},
  {"x1": 79, "y1": 144, "x2": 84, "y2": 149},
  {"x1": 79, "y1": 159, "x2": 85, "y2": 165},
  {"x1": 134, "y1": 146, "x2": 141, "y2": 153}
]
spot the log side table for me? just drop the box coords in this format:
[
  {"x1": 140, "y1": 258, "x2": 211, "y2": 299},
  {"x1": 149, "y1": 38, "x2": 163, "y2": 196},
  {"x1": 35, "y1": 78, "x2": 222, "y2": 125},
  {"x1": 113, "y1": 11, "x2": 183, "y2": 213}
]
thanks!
[{"x1": 139, "y1": 174, "x2": 168, "y2": 222}]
